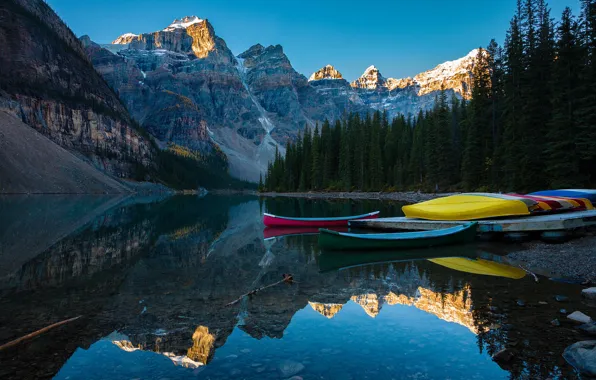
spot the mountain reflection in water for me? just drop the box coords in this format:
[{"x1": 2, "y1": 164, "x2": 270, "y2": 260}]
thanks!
[{"x1": 0, "y1": 195, "x2": 586, "y2": 379}]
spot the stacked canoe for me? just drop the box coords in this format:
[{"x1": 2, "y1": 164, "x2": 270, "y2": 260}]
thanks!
[{"x1": 403, "y1": 191, "x2": 594, "y2": 221}]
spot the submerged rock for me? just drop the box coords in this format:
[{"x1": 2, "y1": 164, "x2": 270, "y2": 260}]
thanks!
[
  {"x1": 568, "y1": 311, "x2": 593, "y2": 324},
  {"x1": 555, "y1": 295, "x2": 569, "y2": 302},
  {"x1": 563, "y1": 340, "x2": 596, "y2": 377},
  {"x1": 278, "y1": 360, "x2": 305, "y2": 377},
  {"x1": 551, "y1": 319, "x2": 561, "y2": 327},
  {"x1": 492, "y1": 348, "x2": 514, "y2": 368}
]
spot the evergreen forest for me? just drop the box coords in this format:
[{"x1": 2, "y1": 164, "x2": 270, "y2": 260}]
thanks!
[{"x1": 263, "y1": 0, "x2": 596, "y2": 193}]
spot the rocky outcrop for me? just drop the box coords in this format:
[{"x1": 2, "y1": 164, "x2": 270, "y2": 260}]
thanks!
[
  {"x1": 0, "y1": 0, "x2": 155, "y2": 180},
  {"x1": 309, "y1": 65, "x2": 343, "y2": 81}
]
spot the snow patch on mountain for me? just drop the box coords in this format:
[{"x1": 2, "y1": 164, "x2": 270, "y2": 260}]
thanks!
[{"x1": 163, "y1": 16, "x2": 204, "y2": 31}]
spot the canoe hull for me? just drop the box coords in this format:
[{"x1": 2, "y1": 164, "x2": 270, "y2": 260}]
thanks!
[
  {"x1": 529, "y1": 189, "x2": 596, "y2": 205},
  {"x1": 263, "y1": 211, "x2": 379, "y2": 227},
  {"x1": 318, "y1": 222, "x2": 478, "y2": 251},
  {"x1": 402, "y1": 194, "x2": 533, "y2": 221}
]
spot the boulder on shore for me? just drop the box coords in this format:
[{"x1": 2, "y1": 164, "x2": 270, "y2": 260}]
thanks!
[
  {"x1": 582, "y1": 287, "x2": 596, "y2": 301},
  {"x1": 568, "y1": 311, "x2": 593, "y2": 324},
  {"x1": 563, "y1": 340, "x2": 596, "y2": 377}
]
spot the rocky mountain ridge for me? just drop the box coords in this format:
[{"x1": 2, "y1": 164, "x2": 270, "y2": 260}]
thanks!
[
  {"x1": 89, "y1": 14, "x2": 482, "y2": 181},
  {"x1": 0, "y1": 0, "x2": 157, "y2": 186}
]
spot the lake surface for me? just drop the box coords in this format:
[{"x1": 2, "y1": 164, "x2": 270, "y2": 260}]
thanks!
[{"x1": 0, "y1": 195, "x2": 588, "y2": 379}]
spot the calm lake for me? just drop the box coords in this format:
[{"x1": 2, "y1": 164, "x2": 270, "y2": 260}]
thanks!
[{"x1": 0, "y1": 195, "x2": 587, "y2": 379}]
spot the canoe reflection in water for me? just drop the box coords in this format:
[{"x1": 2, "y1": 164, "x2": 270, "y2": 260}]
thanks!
[{"x1": 317, "y1": 244, "x2": 526, "y2": 279}]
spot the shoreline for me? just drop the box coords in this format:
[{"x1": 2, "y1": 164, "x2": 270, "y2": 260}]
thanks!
[
  {"x1": 256, "y1": 191, "x2": 458, "y2": 203},
  {"x1": 507, "y1": 233, "x2": 596, "y2": 284}
]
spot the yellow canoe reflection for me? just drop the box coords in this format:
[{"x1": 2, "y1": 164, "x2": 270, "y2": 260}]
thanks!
[{"x1": 428, "y1": 257, "x2": 526, "y2": 279}]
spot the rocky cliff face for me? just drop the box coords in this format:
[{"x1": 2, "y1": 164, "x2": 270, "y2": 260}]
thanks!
[
  {"x1": 0, "y1": 0, "x2": 155, "y2": 179},
  {"x1": 87, "y1": 19, "x2": 285, "y2": 181},
  {"x1": 88, "y1": 19, "x2": 370, "y2": 181},
  {"x1": 83, "y1": 12, "x2": 483, "y2": 181}
]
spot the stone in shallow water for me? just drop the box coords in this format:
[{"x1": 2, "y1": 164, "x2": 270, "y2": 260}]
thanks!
[
  {"x1": 278, "y1": 360, "x2": 305, "y2": 377},
  {"x1": 568, "y1": 311, "x2": 593, "y2": 324},
  {"x1": 563, "y1": 340, "x2": 596, "y2": 377},
  {"x1": 517, "y1": 300, "x2": 525, "y2": 306},
  {"x1": 555, "y1": 295, "x2": 569, "y2": 302},
  {"x1": 582, "y1": 287, "x2": 596, "y2": 301},
  {"x1": 551, "y1": 319, "x2": 561, "y2": 327}
]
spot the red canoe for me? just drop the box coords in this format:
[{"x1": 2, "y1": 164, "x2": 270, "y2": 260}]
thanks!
[{"x1": 263, "y1": 211, "x2": 380, "y2": 228}]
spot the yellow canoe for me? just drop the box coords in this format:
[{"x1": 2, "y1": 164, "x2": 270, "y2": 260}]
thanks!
[
  {"x1": 402, "y1": 193, "x2": 537, "y2": 221},
  {"x1": 429, "y1": 257, "x2": 526, "y2": 279}
]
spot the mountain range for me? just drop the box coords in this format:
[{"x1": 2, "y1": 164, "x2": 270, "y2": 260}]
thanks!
[
  {"x1": 94, "y1": 16, "x2": 482, "y2": 181},
  {"x1": 0, "y1": 0, "x2": 482, "y2": 187}
]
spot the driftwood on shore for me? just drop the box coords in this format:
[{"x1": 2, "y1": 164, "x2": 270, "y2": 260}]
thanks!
[{"x1": 0, "y1": 315, "x2": 82, "y2": 352}]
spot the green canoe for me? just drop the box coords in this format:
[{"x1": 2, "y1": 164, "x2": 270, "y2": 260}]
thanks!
[{"x1": 318, "y1": 222, "x2": 478, "y2": 251}]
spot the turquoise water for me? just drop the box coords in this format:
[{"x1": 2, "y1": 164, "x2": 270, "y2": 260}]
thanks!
[{"x1": 0, "y1": 195, "x2": 585, "y2": 379}]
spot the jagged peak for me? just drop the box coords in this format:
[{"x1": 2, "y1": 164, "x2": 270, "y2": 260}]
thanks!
[
  {"x1": 309, "y1": 64, "x2": 343, "y2": 81},
  {"x1": 112, "y1": 33, "x2": 138, "y2": 45},
  {"x1": 351, "y1": 65, "x2": 386, "y2": 90},
  {"x1": 238, "y1": 43, "x2": 265, "y2": 59},
  {"x1": 164, "y1": 16, "x2": 204, "y2": 32},
  {"x1": 363, "y1": 65, "x2": 378, "y2": 74}
]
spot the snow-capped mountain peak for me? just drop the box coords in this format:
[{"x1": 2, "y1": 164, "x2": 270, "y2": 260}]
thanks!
[
  {"x1": 351, "y1": 65, "x2": 386, "y2": 90},
  {"x1": 413, "y1": 48, "x2": 484, "y2": 97},
  {"x1": 364, "y1": 65, "x2": 378, "y2": 74},
  {"x1": 112, "y1": 33, "x2": 138, "y2": 45},
  {"x1": 164, "y1": 16, "x2": 204, "y2": 32},
  {"x1": 309, "y1": 64, "x2": 343, "y2": 81}
]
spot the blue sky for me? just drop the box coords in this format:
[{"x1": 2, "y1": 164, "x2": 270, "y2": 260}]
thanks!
[{"x1": 49, "y1": 0, "x2": 579, "y2": 81}]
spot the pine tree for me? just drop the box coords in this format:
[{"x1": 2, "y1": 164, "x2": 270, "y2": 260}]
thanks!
[
  {"x1": 501, "y1": 12, "x2": 525, "y2": 190},
  {"x1": 576, "y1": 0, "x2": 596, "y2": 185},
  {"x1": 462, "y1": 48, "x2": 491, "y2": 190},
  {"x1": 311, "y1": 125, "x2": 322, "y2": 190},
  {"x1": 546, "y1": 7, "x2": 582, "y2": 188}
]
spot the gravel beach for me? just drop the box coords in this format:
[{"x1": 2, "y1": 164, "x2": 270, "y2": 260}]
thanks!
[
  {"x1": 257, "y1": 191, "x2": 458, "y2": 203},
  {"x1": 507, "y1": 232, "x2": 596, "y2": 284}
]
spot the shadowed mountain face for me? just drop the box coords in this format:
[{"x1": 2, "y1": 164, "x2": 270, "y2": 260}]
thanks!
[
  {"x1": 83, "y1": 14, "x2": 484, "y2": 182},
  {"x1": 0, "y1": 0, "x2": 156, "y2": 180},
  {"x1": 0, "y1": 196, "x2": 588, "y2": 380}
]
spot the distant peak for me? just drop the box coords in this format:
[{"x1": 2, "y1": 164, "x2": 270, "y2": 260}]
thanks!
[
  {"x1": 112, "y1": 33, "x2": 138, "y2": 44},
  {"x1": 309, "y1": 64, "x2": 343, "y2": 81},
  {"x1": 164, "y1": 16, "x2": 204, "y2": 31},
  {"x1": 351, "y1": 65, "x2": 385, "y2": 90}
]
